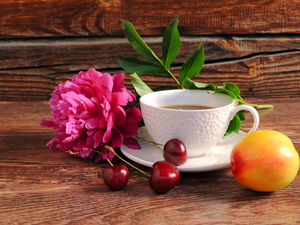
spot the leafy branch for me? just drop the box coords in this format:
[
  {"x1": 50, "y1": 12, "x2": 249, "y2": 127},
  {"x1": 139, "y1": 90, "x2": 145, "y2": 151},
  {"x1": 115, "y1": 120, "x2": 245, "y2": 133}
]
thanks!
[{"x1": 116, "y1": 16, "x2": 273, "y2": 136}]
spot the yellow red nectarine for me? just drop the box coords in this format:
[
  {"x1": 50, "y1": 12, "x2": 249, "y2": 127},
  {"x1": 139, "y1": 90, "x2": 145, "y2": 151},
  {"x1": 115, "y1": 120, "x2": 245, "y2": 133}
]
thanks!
[{"x1": 230, "y1": 130, "x2": 299, "y2": 192}]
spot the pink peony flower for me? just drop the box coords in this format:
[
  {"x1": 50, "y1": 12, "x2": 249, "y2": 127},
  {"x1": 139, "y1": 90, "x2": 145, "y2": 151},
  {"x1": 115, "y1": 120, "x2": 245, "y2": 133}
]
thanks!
[{"x1": 41, "y1": 69, "x2": 142, "y2": 162}]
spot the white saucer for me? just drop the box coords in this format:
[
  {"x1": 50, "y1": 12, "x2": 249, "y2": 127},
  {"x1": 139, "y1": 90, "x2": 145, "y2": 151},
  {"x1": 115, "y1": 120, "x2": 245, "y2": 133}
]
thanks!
[{"x1": 120, "y1": 127, "x2": 246, "y2": 172}]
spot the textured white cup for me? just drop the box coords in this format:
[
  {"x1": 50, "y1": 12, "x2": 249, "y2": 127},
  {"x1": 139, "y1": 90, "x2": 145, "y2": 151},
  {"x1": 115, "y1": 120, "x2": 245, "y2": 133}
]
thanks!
[{"x1": 140, "y1": 89, "x2": 259, "y2": 158}]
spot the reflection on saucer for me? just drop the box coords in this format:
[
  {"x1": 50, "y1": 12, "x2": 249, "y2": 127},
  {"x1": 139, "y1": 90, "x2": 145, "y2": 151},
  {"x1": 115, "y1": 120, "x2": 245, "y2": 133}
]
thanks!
[{"x1": 120, "y1": 127, "x2": 246, "y2": 172}]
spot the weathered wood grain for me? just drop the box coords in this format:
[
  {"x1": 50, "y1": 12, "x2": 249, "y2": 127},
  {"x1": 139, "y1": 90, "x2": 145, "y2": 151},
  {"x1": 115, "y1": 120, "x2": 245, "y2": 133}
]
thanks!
[
  {"x1": 2, "y1": 36, "x2": 300, "y2": 70},
  {"x1": 1, "y1": 36, "x2": 300, "y2": 100},
  {"x1": 0, "y1": 55, "x2": 299, "y2": 100},
  {"x1": 0, "y1": 100, "x2": 299, "y2": 224},
  {"x1": 1, "y1": 0, "x2": 300, "y2": 38}
]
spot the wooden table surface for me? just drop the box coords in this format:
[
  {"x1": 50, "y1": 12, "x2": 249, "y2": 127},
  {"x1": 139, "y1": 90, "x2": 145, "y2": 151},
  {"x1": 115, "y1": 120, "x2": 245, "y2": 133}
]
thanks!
[{"x1": 0, "y1": 98, "x2": 300, "y2": 224}]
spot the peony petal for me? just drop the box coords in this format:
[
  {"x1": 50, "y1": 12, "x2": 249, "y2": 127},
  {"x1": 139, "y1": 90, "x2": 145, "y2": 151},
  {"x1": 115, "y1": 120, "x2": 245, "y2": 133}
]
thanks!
[
  {"x1": 111, "y1": 92, "x2": 132, "y2": 107},
  {"x1": 59, "y1": 137, "x2": 79, "y2": 151},
  {"x1": 126, "y1": 89, "x2": 136, "y2": 103},
  {"x1": 107, "y1": 149, "x2": 117, "y2": 162},
  {"x1": 62, "y1": 91, "x2": 80, "y2": 102},
  {"x1": 58, "y1": 100, "x2": 71, "y2": 112},
  {"x1": 106, "y1": 113, "x2": 115, "y2": 131},
  {"x1": 125, "y1": 107, "x2": 143, "y2": 123},
  {"x1": 46, "y1": 133, "x2": 68, "y2": 149},
  {"x1": 94, "y1": 145, "x2": 107, "y2": 162},
  {"x1": 40, "y1": 119, "x2": 56, "y2": 128},
  {"x1": 76, "y1": 120, "x2": 85, "y2": 132},
  {"x1": 91, "y1": 97, "x2": 99, "y2": 106},
  {"x1": 87, "y1": 129, "x2": 97, "y2": 137},
  {"x1": 79, "y1": 69, "x2": 96, "y2": 85},
  {"x1": 62, "y1": 136, "x2": 75, "y2": 143},
  {"x1": 95, "y1": 153, "x2": 104, "y2": 162},
  {"x1": 93, "y1": 102, "x2": 104, "y2": 119},
  {"x1": 112, "y1": 73, "x2": 125, "y2": 92},
  {"x1": 86, "y1": 132, "x2": 96, "y2": 148},
  {"x1": 96, "y1": 73, "x2": 113, "y2": 101},
  {"x1": 110, "y1": 128, "x2": 123, "y2": 148},
  {"x1": 123, "y1": 137, "x2": 141, "y2": 149},
  {"x1": 92, "y1": 85, "x2": 103, "y2": 103},
  {"x1": 64, "y1": 81, "x2": 81, "y2": 94},
  {"x1": 89, "y1": 68, "x2": 102, "y2": 80},
  {"x1": 101, "y1": 98, "x2": 111, "y2": 118},
  {"x1": 112, "y1": 106, "x2": 126, "y2": 127},
  {"x1": 85, "y1": 117, "x2": 100, "y2": 129},
  {"x1": 117, "y1": 120, "x2": 139, "y2": 138},
  {"x1": 102, "y1": 113, "x2": 115, "y2": 143},
  {"x1": 99, "y1": 117, "x2": 107, "y2": 129},
  {"x1": 88, "y1": 151, "x2": 97, "y2": 160},
  {"x1": 65, "y1": 122, "x2": 73, "y2": 134},
  {"x1": 71, "y1": 74, "x2": 79, "y2": 82},
  {"x1": 73, "y1": 136, "x2": 90, "y2": 151},
  {"x1": 78, "y1": 77, "x2": 92, "y2": 87},
  {"x1": 102, "y1": 131, "x2": 111, "y2": 144},
  {"x1": 78, "y1": 94, "x2": 96, "y2": 115},
  {"x1": 80, "y1": 150, "x2": 91, "y2": 159},
  {"x1": 83, "y1": 84, "x2": 96, "y2": 98},
  {"x1": 79, "y1": 111, "x2": 91, "y2": 120},
  {"x1": 94, "y1": 130, "x2": 104, "y2": 148}
]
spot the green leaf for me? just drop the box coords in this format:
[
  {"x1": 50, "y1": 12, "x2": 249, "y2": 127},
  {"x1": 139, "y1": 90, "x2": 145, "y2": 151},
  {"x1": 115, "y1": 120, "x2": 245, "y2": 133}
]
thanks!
[
  {"x1": 130, "y1": 73, "x2": 153, "y2": 97},
  {"x1": 236, "y1": 95, "x2": 243, "y2": 101},
  {"x1": 224, "y1": 83, "x2": 240, "y2": 97},
  {"x1": 179, "y1": 42, "x2": 205, "y2": 86},
  {"x1": 214, "y1": 87, "x2": 236, "y2": 99},
  {"x1": 225, "y1": 115, "x2": 241, "y2": 136},
  {"x1": 122, "y1": 20, "x2": 162, "y2": 65},
  {"x1": 186, "y1": 78, "x2": 216, "y2": 90},
  {"x1": 116, "y1": 56, "x2": 169, "y2": 75},
  {"x1": 237, "y1": 111, "x2": 246, "y2": 121},
  {"x1": 162, "y1": 15, "x2": 181, "y2": 69},
  {"x1": 153, "y1": 85, "x2": 179, "y2": 92}
]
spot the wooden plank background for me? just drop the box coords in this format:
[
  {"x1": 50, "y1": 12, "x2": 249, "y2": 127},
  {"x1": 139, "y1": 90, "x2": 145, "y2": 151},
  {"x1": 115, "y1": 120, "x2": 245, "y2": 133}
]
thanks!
[{"x1": 1, "y1": 0, "x2": 300, "y2": 100}]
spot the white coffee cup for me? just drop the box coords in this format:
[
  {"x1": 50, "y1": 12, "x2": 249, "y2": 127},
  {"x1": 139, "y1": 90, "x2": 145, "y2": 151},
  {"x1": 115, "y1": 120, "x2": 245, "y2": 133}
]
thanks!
[{"x1": 140, "y1": 89, "x2": 259, "y2": 158}]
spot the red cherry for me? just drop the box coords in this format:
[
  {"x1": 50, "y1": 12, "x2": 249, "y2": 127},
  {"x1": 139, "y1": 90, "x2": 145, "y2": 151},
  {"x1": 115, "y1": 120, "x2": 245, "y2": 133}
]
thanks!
[
  {"x1": 163, "y1": 139, "x2": 187, "y2": 166},
  {"x1": 103, "y1": 164, "x2": 129, "y2": 190},
  {"x1": 149, "y1": 161, "x2": 180, "y2": 193}
]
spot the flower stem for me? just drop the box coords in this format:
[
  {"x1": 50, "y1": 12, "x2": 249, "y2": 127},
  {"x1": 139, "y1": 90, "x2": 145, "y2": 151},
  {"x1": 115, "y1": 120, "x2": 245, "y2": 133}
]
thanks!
[
  {"x1": 167, "y1": 69, "x2": 184, "y2": 89},
  {"x1": 66, "y1": 149, "x2": 113, "y2": 166},
  {"x1": 238, "y1": 100, "x2": 274, "y2": 109},
  {"x1": 160, "y1": 62, "x2": 184, "y2": 89},
  {"x1": 104, "y1": 145, "x2": 151, "y2": 178}
]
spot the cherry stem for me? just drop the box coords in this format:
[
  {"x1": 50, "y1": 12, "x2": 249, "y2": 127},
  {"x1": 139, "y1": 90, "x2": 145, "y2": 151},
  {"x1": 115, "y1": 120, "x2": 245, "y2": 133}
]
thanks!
[
  {"x1": 135, "y1": 133, "x2": 164, "y2": 147},
  {"x1": 66, "y1": 149, "x2": 114, "y2": 167},
  {"x1": 104, "y1": 145, "x2": 151, "y2": 178}
]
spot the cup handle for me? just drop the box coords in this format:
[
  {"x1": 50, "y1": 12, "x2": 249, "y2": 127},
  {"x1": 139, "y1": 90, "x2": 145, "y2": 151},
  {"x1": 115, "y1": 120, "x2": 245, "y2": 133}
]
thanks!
[{"x1": 216, "y1": 105, "x2": 259, "y2": 146}]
